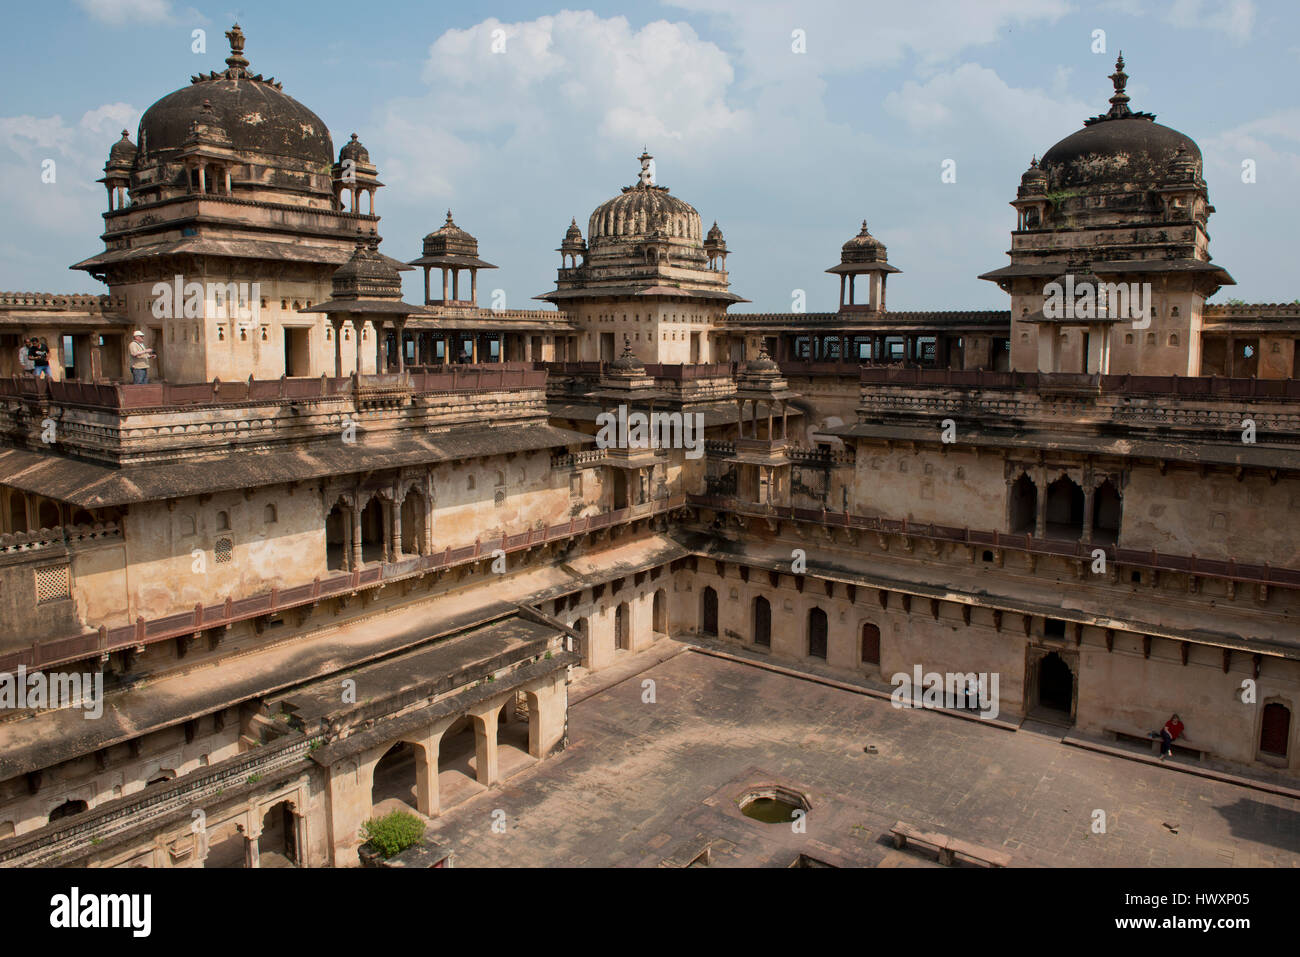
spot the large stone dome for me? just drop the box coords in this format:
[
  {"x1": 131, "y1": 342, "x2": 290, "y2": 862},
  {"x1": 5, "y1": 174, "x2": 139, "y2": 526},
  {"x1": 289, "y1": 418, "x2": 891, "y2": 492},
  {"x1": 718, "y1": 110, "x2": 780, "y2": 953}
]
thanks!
[
  {"x1": 1038, "y1": 54, "x2": 1201, "y2": 191},
  {"x1": 137, "y1": 24, "x2": 332, "y2": 167},
  {"x1": 588, "y1": 152, "x2": 702, "y2": 242}
]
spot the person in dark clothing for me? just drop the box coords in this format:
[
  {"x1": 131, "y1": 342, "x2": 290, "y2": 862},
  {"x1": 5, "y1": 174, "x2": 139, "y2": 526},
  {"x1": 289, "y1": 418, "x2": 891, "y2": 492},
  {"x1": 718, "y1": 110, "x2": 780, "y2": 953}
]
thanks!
[{"x1": 30, "y1": 338, "x2": 51, "y2": 378}]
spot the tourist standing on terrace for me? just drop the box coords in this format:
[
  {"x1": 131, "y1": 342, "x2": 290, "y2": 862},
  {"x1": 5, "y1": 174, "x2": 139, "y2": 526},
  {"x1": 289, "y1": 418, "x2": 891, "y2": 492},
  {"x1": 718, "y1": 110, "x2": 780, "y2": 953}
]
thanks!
[
  {"x1": 129, "y1": 330, "x2": 155, "y2": 384},
  {"x1": 30, "y1": 338, "x2": 50, "y2": 378}
]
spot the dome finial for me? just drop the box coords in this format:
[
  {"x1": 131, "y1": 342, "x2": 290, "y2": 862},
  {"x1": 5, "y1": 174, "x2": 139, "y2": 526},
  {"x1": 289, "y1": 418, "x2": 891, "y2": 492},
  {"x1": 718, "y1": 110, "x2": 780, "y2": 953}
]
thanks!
[
  {"x1": 1106, "y1": 51, "x2": 1132, "y2": 119},
  {"x1": 224, "y1": 23, "x2": 249, "y2": 74},
  {"x1": 637, "y1": 149, "x2": 655, "y2": 187}
]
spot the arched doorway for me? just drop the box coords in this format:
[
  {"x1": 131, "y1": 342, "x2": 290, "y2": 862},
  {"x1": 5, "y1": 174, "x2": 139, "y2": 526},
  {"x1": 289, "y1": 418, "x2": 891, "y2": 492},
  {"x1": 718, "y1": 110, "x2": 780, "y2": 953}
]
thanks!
[
  {"x1": 860, "y1": 622, "x2": 881, "y2": 666},
  {"x1": 325, "y1": 503, "x2": 348, "y2": 571},
  {"x1": 615, "y1": 601, "x2": 631, "y2": 651},
  {"x1": 400, "y1": 489, "x2": 425, "y2": 555},
  {"x1": 437, "y1": 716, "x2": 482, "y2": 808},
  {"x1": 1260, "y1": 702, "x2": 1291, "y2": 757},
  {"x1": 652, "y1": 589, "x2": 667, "y2": 636},
  {"x1": 1009, "y1": 473, "x2": 1036, "y2": 534},
  {"x1": 808, "y1": 607, "x2": 828, "y2": 660},
  {"x1": 497, "y1": 695, "x2": 531, "y2": 768},
  {"x1": 1045, "y1": 476, "x2": 1084, "y2": 540},
  {"x1": 570, "y1": 618, "x2": 588, "y2": 663},
  {"x1": 1092, "y1": 479, "x2": 1122, "y2": 544},
  {"x1": 258, "y1": 801, "x2": 298, "y2": 867},
  {"x1": 1037, "y1": 651, "x2": 1074, "y2": 715},
  {"x1": 701, "y1": 587, "x2": 718, "y2": 636},
  {"x1": 48, "y1": 799, "x2": 88, "y2": 823},
  {"x1": 753, "y1": 596, "x2": 771, "y2": 647},
  {"x1": 371, "y1": 741, "x2": 418, "y2": 810},
  {"x1": 359, "y1": 498, "x2": 385, "y2": 564}
]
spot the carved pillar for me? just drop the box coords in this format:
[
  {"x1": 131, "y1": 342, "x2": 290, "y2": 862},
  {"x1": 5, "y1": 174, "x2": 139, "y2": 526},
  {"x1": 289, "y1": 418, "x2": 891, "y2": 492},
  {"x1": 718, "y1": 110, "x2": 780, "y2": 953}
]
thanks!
[
  {"x1": 352, "y1": 502, "x2": 364, "y2": 567},
  {"x1": 1082, "y1": 481, "x2": 1096, "y2": 545},
  {"x1": 1035, "y1": 468, "x2": 1048, "y2": 539},
  {"x1": 330, "y1": 318, "x2": 344, "y2": 377},
  {"x1": 389, "y1": 494, "x2": 402, "y2": 562}
]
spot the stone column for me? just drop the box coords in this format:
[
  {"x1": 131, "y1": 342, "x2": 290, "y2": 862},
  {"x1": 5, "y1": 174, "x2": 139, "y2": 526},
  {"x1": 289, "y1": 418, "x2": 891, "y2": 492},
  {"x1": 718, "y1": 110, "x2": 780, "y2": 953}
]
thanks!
[
  {"x1": 395, "y1": 321, "x2": 406, "y2": 373},
  {"x1": 1081, "y1": 482, "x2": 1096, "y2": 545},
  {"x1": 441, "y1": 268, "x2": 449, "y2": 302},
  {"x1": 352, "y1": 503, "x2": 364, "y2": 567},
  {"x1": 389, "y1": 496, "x2": 402, "y2": 562},
  {"x1": 331, "y1": 318, "x2": 344, "y2": 377},
  {"x1": 1035, "y1": 468, "x2": 1048, "y2": 539},
  {"x1": 470, "y1": 709, "x2": 499, "y2": 786},
  {"x1": 414, "y1": 727, "x2": 446, "y2": 818},
  {"x1": 525, "y1": 674, "x2": 567, "y2": 758}
]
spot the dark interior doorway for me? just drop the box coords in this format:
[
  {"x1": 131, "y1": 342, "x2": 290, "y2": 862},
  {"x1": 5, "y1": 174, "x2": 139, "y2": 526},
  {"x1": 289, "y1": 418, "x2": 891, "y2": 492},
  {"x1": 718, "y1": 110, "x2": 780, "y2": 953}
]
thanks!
[{"x1": 1038, "y1": 651, "x2": 1074, "y2": 714}]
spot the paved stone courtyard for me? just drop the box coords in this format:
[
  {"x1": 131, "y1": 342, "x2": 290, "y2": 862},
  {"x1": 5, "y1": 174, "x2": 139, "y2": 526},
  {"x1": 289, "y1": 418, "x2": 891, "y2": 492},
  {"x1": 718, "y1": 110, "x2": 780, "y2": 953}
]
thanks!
[{"x1": 425, "y1": 646, "x2": 1300, "y2": 867}]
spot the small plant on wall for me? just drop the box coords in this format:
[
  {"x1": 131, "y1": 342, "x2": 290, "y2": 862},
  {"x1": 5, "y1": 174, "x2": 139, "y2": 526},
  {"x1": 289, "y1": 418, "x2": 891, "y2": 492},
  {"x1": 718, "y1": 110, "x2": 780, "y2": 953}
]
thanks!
[{"x1": 360, "y1": 810, "x2": 425, "y2": 858}]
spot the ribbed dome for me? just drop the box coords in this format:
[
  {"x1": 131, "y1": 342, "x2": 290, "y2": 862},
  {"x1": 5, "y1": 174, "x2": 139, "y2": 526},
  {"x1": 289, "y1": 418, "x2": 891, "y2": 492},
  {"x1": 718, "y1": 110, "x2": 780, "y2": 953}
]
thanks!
[
  {"x1": 588, "y1": 153, "x2": 701, "y2": 242},
  {"x1": 1038, "y1": 54, "x2": 1201, "y2": 191},
  {"x1": 332, "y1": 236, "x2": 402, "y2": 299},
  {"x1": 137, "y1": 24, "x2": 332, "y2": 167},
  {"x1": 840, "y1": 221, "x2": 887, "y2": 263}
]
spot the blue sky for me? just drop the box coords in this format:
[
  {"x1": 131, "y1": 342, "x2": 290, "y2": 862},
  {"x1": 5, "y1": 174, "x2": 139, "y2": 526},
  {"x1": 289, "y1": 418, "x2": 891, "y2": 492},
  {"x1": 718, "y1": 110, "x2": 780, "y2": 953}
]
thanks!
[{"x1": 2, "y1": 0, "x2": 1295, "y2": 312}]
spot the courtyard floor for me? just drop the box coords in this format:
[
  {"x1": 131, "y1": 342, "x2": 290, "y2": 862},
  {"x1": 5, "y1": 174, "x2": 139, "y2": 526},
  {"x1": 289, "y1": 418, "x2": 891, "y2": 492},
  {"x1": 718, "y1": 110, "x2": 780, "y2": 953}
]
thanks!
[{"x1": 424, "y1": 644, "x2": 1300, "y2": 867}]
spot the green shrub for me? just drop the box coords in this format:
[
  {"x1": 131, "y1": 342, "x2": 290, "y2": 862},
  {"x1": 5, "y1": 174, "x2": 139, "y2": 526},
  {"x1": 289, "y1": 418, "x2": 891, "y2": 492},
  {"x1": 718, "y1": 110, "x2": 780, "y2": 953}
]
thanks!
[{"x1": 361, "y1": 810, "x2": 425, "y2": 858}]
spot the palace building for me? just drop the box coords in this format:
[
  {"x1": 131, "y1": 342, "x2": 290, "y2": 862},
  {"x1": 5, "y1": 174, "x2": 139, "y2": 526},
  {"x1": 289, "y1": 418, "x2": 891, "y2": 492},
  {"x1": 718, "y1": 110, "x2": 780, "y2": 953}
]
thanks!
[{"x1": 0, "y1": 30, "x2": 1295, "y2": 867}]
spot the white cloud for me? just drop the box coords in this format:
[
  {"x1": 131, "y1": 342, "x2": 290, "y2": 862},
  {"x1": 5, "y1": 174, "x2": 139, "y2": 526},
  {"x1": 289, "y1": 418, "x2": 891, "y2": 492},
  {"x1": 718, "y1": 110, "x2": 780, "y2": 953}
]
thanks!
[
  {"x1": 665, "y1": 0, "x2": 1072, "y2": 78},
  {"x1": 884, "y1": 63, "x2": 1090, "y2": 146},
  {"x1": 1164, "y1": 0, "x2": 1256, "y2": 43},
  {"x1": 73, "y1": 0, "x2": 177, "y2": 25},
  {"x1": 0, "y1": 103, "x2": 139, "y2": 244}
]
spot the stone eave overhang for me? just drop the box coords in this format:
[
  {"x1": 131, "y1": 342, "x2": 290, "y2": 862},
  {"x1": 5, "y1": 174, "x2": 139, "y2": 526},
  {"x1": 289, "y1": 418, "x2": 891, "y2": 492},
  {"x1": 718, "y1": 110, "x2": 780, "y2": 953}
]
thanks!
[
  {"x1": 303, "y1": 298, "x2": 428, "y2": 316},
  {"x1": 825, "y1": 421, "x2": 1300, "y2": 471},
  {"x1": 824, "y1": 262, "x2": 901, "y2": 275},
  {"x1": 979, "y1": 259, "x2": 1234, "y2": 285},
  {"x1": 407, "y1": 254, "x2": 497, "y2": 270},
  {"x1": 536, "y1": 285, "x2": 748, "y2": 304},
  {"x1": 71, "y1": 237, "x2": 412, "y2": 273},
  {"x1": 0, "y1": 423, "x2": 593, "y2": 509}
]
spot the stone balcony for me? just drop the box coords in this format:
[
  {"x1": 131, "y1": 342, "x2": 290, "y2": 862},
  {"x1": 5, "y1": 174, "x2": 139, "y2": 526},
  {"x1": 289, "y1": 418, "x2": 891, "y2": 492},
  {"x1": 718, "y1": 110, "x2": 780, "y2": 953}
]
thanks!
[
  {"x1": 840, "y1": 368, "x2": 1300, "y2": 467},
  {"x1": 0, "y1": 367, "x2": 551, "y2": 467}
]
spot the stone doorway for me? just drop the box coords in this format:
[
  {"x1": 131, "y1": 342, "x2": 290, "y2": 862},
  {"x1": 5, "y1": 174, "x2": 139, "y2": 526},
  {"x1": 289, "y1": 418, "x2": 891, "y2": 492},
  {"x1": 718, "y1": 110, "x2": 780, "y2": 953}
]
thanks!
[
  {"x1": 258, "y1": 801, "x2": 298, "y2": 867},
  {"x1": 1026, "y1": 648, "x2": 1077, "y2": 724}
]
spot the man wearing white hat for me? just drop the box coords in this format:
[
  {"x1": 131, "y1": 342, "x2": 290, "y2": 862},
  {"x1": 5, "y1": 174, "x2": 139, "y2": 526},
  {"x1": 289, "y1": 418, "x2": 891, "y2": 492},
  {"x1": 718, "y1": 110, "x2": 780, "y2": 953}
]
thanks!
[{"x1": 128, "y1": 330, "x2": 155, "y2": 384}]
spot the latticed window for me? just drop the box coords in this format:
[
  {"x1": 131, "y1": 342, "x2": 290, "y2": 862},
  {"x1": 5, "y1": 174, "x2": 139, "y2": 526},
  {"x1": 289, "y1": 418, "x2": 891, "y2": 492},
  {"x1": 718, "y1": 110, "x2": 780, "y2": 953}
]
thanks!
[
  {"x1": 214, "y1": 537, "x2": 234, "y2": 564},
  {"x1": 35, "y1": 564, "x2": 71, "y2": 603}
]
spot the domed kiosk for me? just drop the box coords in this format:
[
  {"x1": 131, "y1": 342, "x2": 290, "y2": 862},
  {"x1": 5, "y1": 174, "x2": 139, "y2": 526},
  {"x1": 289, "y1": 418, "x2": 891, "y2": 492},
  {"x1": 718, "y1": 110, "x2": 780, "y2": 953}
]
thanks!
[
  {"x1": 72, "y1": 24, "x2": 405, "y2": 384},
  {"x1": 538, "y1": 151, "x2": 746, "y2": 364},
  {"x1": 980, "y1": 55, "x2": 1234, "y2": 377}
]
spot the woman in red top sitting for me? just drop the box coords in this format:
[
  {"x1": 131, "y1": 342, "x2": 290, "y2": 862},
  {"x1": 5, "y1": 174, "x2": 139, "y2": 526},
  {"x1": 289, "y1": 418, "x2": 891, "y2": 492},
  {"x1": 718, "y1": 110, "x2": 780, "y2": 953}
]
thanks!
[{"x1": 1159, "y1": 714, "x2": 1185, "y2": 759}]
